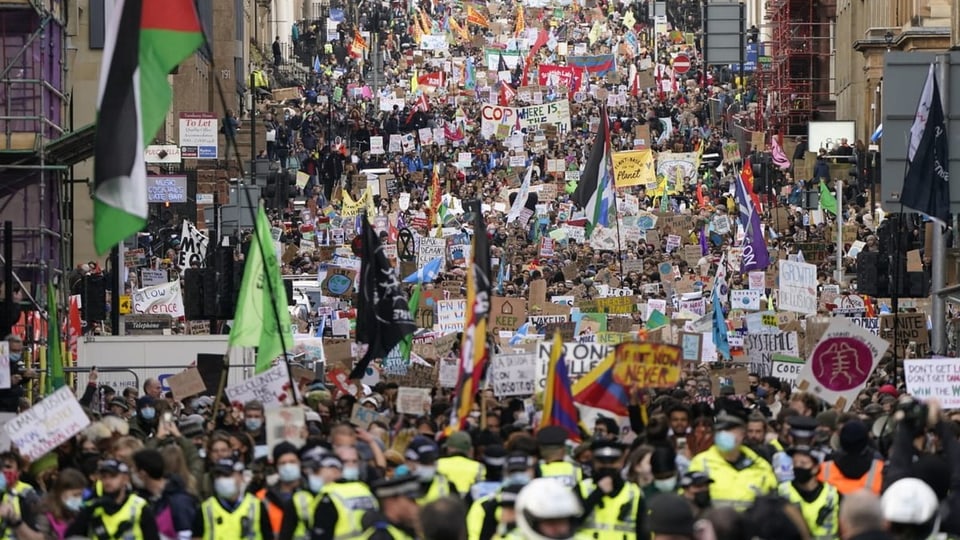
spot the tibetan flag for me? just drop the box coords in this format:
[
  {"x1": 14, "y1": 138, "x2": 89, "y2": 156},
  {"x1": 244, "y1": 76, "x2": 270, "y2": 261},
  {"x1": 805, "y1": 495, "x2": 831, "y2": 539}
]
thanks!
[
  {"x1": 571, "y1": 105, "x2": 615, "y2": 238},
  {"x1": 46, "y1": 282, "x2": 65, "y2": 394},
  {"x1": 448, "y1": 208, "x2": 492, "y2": 434},
  {"x1": 540, "y1": 332, "x2": 583, "y2": 442},
  {"x1": 230, "y1": 204, "x2": 294, "y2": 373},
  {"x1": 572, "y1": 351, "x2": 629, "y2": 417},
  {"x1": 901, "y1": 63, "x2": 950, "y2": 227},
  {"x1": 740, "y1": 158, "x2": 763, "y2": 213},
  {"x1": 93, "y1": 0, "x2": 203, "y2": 255},
  {"x1": 466, "y1": 5, "x2": 490, "y2": 27}
]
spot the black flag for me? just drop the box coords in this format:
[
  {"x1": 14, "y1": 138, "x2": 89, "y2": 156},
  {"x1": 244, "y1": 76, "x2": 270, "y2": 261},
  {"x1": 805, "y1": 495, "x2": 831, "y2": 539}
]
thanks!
[
  {"x1": 351, "y1": 218, "x2": 416, "y2": 379},
  {"x1": 901, "y1": 64, "x2": 950, "y2": 226}
]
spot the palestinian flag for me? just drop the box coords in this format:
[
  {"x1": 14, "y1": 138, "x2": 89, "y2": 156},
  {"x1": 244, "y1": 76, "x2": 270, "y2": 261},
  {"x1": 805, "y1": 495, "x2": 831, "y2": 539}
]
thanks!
[{"x1": 93, "y1": 0, "x2": 203, "y2": 255}]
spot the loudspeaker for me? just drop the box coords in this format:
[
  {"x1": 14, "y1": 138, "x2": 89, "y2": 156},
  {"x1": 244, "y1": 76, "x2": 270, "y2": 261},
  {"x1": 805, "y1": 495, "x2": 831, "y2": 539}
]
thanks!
[
  {"x1": 285, "y1": 279, "x2": 295, "y2": 306},
  {"x1": 183, "y1": 269, "x2": 204, "y2": 320},
  {"x1": 82, "y1": 275, "x2": 107, "y2": 322},
  {"x1": 195, "y1": 353, "x2": 225, "y2": 400},
  {"x1": 201, "y1": 269, "x2": 218, "y2": 319},
  {"x1": 856, "y1": 252, "x2": 887, "y2": 297}
]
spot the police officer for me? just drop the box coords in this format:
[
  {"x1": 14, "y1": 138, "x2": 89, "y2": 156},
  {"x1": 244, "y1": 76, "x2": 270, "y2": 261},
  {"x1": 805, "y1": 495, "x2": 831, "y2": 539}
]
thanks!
[
  {"x1": 772, "y1": 416, "x2": 821, "y2": 483},
  {"x1": 192, "y1": 458, "x2": 272, "y2": 540},
  {"x1": 65, "y1": 459, "x2": 159, "y2": 540},
  {"x1": 310, "y1": 452, "x2": 379, "y2": 540},
  {"x1": 535, "y1": 426, "x2": 582, "y2": 490},
  {"x1": 467, "y1": 452, "x2": 533, "y2": 540},
  {"x1": 581, "y1": 440, "x2": 644, "y2": 540},
  {"x1": 779, "y1": 446, "x2": 839, "y2": 540},
  {"x1": 687, "y1": 412, "x2": 777, "y2": 511},
  {"x1": 405, "y1": 436, "x2": 456, "y2": 504},
  {"x1": 468, "y1": 445, "x2": 508, "y2": 504},
  {"x1": 0, "y1": 451, "x2": 39, "y2": 540},
  {"x1": 278, "y1": 447, "x2": 341, "y2": 540},
  {"x1": 679, "y1": 472, "x2": 713, "y2": 518},
  {"x1": 438, "y1": 432, "x2": 485, "y2": 497},
  {"x1": 360, "y1": 475, "x2": 421, "y2": 540}
]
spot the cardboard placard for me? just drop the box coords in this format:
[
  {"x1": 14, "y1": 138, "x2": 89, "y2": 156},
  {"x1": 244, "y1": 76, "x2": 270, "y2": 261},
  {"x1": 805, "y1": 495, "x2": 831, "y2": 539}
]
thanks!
[{"x1": 166, "y1": 368, "x2": 207, "y2": 399}]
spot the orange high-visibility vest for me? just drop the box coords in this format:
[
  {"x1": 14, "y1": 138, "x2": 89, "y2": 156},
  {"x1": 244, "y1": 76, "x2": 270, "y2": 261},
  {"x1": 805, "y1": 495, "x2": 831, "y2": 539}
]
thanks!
[{"x1": 819, "y1": 459, "x2": 884, "y2": 495}]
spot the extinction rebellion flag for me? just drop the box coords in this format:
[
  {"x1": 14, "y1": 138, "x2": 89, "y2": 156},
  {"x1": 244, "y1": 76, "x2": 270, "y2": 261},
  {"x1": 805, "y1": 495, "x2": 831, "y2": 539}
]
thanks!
[{"x1": 93, "y1": 0, "x2": 203, "y2": 255}]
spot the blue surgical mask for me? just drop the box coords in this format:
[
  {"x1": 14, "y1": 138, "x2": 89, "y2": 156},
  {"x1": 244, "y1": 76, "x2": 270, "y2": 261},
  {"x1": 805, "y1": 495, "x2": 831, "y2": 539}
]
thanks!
[
  {"x1": 63, "y1": 496, "x2": 84, "y2": 512},
  {"x1": 342, "y1": 466, "x2": 360, "y2": 482},
  {"x1": 505, "y1": 472, "x2": 531, "y2": 486},
  {"x1": 8, "y1": 353, "x2": 20, "y2": 363},
  {"x1": 654, "y1": 476, "x2": 678, "y2": 492},
  {"x1": 308, "y1": 475, "x2": 325, "y2": 494},
  {"x1": 140, "y1": 407, "x2": 156, "y2": 421},
  {"x1": 416, "y1": 466, "x2": 436, "y2": 482},
  {"x1": 278, "y1": 463, "x2": 301, "y2": 483},
  {"x1": 245, "y1": 418, "x2": 263, "y2": 431},
  {"x1": 715, "y1": 430, "x2": 738, "y2": 453}
]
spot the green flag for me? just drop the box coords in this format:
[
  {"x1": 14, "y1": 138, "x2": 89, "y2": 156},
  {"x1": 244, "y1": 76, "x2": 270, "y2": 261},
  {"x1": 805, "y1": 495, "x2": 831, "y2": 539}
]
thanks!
[
  {"x1": 819, "y1": 180, "x2": 838, "y2": 215},
  {"x1": 399, "y1": 283, "x2": 421, "y2": 362},
  {"x1": 46, "y1": 283, "x2": 65, "y2": 394},
  {"x1": 230, "y1": 205, "x2": 294, "y2": 373}
]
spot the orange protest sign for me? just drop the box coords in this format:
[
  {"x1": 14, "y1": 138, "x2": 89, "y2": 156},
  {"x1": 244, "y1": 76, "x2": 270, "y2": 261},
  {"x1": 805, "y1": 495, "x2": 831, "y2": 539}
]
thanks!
[{"x1": 613, "y1": 342, "x2": 682, "y2": 388}]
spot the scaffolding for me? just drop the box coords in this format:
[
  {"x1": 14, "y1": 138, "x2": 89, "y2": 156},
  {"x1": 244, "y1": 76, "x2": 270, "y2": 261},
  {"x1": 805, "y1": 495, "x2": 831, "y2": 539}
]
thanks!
[
  {"x1": 0, "y1": 0, "x2": 85, "y2": 294},
  {"x1": 764, "y1": 0, "x2": 835, "y2": 136}
]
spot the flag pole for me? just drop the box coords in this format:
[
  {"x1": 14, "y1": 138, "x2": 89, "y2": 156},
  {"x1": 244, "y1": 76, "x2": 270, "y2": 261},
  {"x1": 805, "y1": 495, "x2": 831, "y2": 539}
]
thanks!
[{"x1": 196, "y1": 5, "x2": 297, "y2": 404}]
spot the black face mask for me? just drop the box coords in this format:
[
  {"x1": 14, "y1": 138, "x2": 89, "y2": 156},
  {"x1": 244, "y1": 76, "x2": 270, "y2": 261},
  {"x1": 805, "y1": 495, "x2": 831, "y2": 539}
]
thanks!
[
  {"x1": 693, "y1": 491, "x2": 711, "y2": 509},
  {"x1": 793, "y1": 467, "x2": 814, "y2": 484}
]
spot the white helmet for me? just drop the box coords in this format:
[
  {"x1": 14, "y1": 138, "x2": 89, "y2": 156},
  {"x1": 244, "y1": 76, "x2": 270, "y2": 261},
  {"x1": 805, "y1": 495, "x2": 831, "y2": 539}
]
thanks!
[
  {"x1": 515, "y1": 478, "x2": 583, "y2": 540},
  {"x1": 882, "y1": 477, "x2": 940, "y2": 536}
]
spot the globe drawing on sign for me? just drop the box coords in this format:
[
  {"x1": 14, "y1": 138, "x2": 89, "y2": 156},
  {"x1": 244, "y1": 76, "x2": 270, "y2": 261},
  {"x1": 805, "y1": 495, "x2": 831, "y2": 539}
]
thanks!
[
  {"x1": 637, "y1": 215, "x2": 655, "y2": 230},
  {"x1": 811, "y1": 337, "x2": 873, "y2": 392},
  {"x1": 659, "y1": 262, "x2": 672, "y2": 275},
  {"x1": 326, "y1": 274, "x2": 353, "y2": 296}
]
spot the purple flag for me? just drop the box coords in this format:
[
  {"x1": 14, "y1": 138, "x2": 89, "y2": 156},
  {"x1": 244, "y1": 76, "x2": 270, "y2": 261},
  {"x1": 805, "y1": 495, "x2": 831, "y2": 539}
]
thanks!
[
  {"x1": 733, "y1": 175, "x2": 770, "y2": 272},
  {"x1": 700, "y1": 226, "x2": 709, "y2": 256}
]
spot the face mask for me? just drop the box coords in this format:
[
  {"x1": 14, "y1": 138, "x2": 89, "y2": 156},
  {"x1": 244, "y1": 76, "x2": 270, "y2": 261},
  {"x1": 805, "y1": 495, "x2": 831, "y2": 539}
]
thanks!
[
  {"x1": 198, "y1": 448, "x2": 207, "y2": 460},
  {"x1": 505, "y1": 472, "x2": 531, "y2": 485},
  {"x1": 278, "y1": 463, "x2": 301, "y2": 483},
  {"x1": 8, "y1": 354, "x2": 20, "y2": 363},
  {"x1": 415, "y1": 466, "x2": 436, "y2": 482},
  {"x1": 308, "y1": 475, "x2": 325, "y2": 494},
  {"x1": 342, "y1": 466, "x2": 360, "y2": 482},
  {"x1": 140, "y1": 408, "x2": 156, "y2": 421},
  {"x1": 792, "y1": 467, "x2": 814, "y2": 484},
  {"x1": 469, "y1": 411, "x2": 481, "y2": 420},
  {"x1": 714, "y1": 431, "x2": 738, "y2": 453},
  {"x1": 63, "y1": 496, "x2": 84, "y2": 512},
  {"x1": 214, "y1": 477, "x2": 239, "y2": 500},
  {"x1": 245, "y1": 418, "x2": 263, "y2": 431},
  {"x1": 654, "y1": 476, "x2": 678, "y2": 492},
  {"x1": 693, "y1": 491, "x2": 711, "y2": 509}
]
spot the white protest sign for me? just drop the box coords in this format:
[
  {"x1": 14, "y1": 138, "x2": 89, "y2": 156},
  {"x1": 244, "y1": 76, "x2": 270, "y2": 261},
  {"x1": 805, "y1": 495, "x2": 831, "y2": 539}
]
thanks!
[
  {"x1": 744, "y1": 332, "x2": 799, "y2": 376},
  {"x1": 4, "y1": 386, "x2": 90, "y2": 460},
  {"x1": 177, "y1": 220, "x2": 209, "y2": 271},
  {"x1": 535, "y1": 343, "x2": 612, "y2": 391},
  {"x1": 438, "y1": 358, "x2": 459, "y2": 388},
  {"x1": 265, "y1": 407, "x2": 306, "y2": 454},
  {"x1": 778, "y1": 260, "x2": 818, "y2": 315},
  {"x1": 225, "y1": 363, "x2": 300, "y2": 409},
  {"x1": 396, "y1": 387, "x2": 432, "y2": 415},
  {"x1": 140, "y1": 269, "x2": 168, "y2": 288},
  {"x1": 133, "y1": 280, "x2": 185, "y2": 318},
  {"x1": 418, "y1": 237, "x2": 446, "y2": 267},
  {"x1": 479, "y1": 101, "x2": 572, "y2": 138},
  {"x1": 849, "y1": 317, "x2": 880, "y2": 336},
  {"x1": 730, "y1": 289, "x2": 762, "y2": 311},
  {"x1": 771, "y1": 354, "x2": 805, "y2": 387},
  {"x1": 435, "y1": 299, "x2": 467, "y2": 333},
  {"x1": 797, "y1": 317, "x2": 889, "y2": 410},
  {"x1": 905, "y1": 358, "x2": 960, "y2": 408},
  {"x1": 491, "y1": 353, "x2": 537, "y2": 397},
  {"x1": 748, "y1": 271, "x2": 766, "y2": 291}
]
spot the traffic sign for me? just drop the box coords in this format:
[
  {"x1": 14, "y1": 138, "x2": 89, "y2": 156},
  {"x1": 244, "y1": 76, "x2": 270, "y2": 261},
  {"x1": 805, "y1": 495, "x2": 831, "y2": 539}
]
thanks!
[{"x1": 673, "y1": 54, "x2": 691, "y2": 74}]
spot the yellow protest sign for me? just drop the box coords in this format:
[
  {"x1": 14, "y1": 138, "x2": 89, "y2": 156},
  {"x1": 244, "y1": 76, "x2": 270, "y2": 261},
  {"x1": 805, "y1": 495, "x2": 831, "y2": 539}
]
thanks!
[
  {"x1": 611, "y1": 150, "x2": 656, "y2": 188},
  {"x1": 613, "y1": 342, "x2": 682, "y2": 388},
  {"x1": 119, "y1": 295, "x2": 132, "y2": 315}
]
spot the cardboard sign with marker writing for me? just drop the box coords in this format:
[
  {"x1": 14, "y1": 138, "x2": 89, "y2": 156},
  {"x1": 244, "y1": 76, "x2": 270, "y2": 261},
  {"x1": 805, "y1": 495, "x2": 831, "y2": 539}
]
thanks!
[
  {"x1": 322, "y1": 267, "x2": 357, "y2": 298},
  {"x1": 490, "y1": 297, "x2": 527, "y2": 333},
  {"x1": 528, "y1": 280, "x2": 547, "y2": 310},
  {"x1": 167, "y1": 368, "x2": 206, "y2": 400}
]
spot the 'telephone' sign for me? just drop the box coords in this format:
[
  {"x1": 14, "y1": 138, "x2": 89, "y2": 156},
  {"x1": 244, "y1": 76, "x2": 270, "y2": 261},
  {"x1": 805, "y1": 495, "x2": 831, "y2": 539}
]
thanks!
[{"x1": 178, "y1": 112, "x2": 219, "y2": 159}]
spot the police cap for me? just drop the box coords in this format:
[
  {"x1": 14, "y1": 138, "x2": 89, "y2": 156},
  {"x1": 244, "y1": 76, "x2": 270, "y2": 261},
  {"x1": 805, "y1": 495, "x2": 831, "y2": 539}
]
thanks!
[
  {"x1": 504, "y1": 451, "x2": 532, "y2": 473},
  {"x1": 590, "y1": 440, "x2": 625, "y2": 461},
  {"x1": 371, "y1": 474, "x2": 421, "y2": 500},
  {"x1": 536, "y1": 426, "x2": 569, "y2": 447},
  {"x1": 787, "y1": 415, "x2": 819, "y2": 439},
  {"x1": 405, "y1": 436, "x2": 440, "y2": 464},
  {"x1": 680, "y1": 471, "x2": 714, "y2": 488}
]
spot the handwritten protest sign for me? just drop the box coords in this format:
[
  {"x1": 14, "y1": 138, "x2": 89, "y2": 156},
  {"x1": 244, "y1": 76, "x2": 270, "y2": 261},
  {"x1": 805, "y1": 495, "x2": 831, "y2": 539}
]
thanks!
[
  {"x1": 905, "y1": 358, "x2": 960, "y2": 408},
  {"x1": 397, "y1": 387, "x2": 432, "y2": 415},
  {"x1": 266, "y1": 407, "x2": 306, "y2": 453},
  {"x1": 225, "y1": 364, "x2": 300, "y2": 409},
  {"x1": 613, "y1": 343, "x2": 682, "y2": 389},
  {"x1": 797, "y1": 318, "x2": 889, "y2": 410},
  {"x1": 4, "y1": 387, "x2": 90, "y2": 460},
  {"x1": 492, "y1": 353, "x2": 537, "y2": 397},
  {"x1": 778, "y1": 260, "x2": 818, "y2": 315}
]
